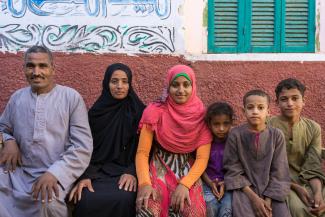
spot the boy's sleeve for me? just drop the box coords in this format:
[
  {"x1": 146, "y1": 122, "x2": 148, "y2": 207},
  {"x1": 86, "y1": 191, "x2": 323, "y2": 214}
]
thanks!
[
  {"x1": 223, "y1": 131, "x2": 251, "y2": 190},
  {"x1": 299, "y1": 123, "x2": 325, "y2": 183},
  {"x1": 263, "y1": 129, "x2": 291, "y2": 201}
]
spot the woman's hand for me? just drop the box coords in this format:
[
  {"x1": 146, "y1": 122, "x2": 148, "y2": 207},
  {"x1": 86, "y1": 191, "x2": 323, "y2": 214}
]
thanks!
[
  {"x1": 171, "y1": 184, "x2": 191, "y2": 213},
  {"x1": 68, "y1": 179, "x2": 94, "y2": 204},
  {"x1": 136, "y1": 185, "x2": 156, "y2": 211},
  {"x1": 118, "y1": 174, "x2": 137, "y2": 192}
]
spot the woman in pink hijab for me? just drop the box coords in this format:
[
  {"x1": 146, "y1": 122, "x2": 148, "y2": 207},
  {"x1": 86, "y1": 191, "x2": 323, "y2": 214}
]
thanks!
[{"x1": 135, "y1": 65, "x2": 212, "y2": 217}]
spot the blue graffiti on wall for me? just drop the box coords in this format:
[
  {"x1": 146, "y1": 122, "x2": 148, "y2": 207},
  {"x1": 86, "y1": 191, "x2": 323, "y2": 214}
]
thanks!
[
  {"x1": 1, "y1": 0, "x2": 171, "y2": 19},
  {"x1": 0, "y1": 24, "x2": 175, "y2": 53}
]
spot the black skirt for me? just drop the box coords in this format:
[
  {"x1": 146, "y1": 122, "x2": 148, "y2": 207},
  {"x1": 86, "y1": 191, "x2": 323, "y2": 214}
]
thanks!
[{"x1": 73, "y1": 175, "x2": 136, "y2": 217}]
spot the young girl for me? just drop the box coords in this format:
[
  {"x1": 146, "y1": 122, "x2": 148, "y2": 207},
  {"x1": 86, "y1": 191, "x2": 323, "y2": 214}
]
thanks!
[
  {"x1": 223, "y1": 89, "x2": 291, "y2": 217},
  {"x1": 135, "y1": 65, "x2": 212, "y2": 217},
  {"x1": 202, "y1": 102, "x2": 234, "y2": 217}
]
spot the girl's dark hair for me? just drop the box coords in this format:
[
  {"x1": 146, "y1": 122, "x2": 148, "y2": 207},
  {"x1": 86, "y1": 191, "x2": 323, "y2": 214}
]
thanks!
[{"x1": 205, "y1": 102, "x2": 235, "y2": 125}]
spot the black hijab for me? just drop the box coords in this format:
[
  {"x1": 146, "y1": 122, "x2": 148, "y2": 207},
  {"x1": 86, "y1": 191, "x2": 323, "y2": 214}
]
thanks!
[{"x1": 84, "y1": 63, "x2": 145, "y2": 179}]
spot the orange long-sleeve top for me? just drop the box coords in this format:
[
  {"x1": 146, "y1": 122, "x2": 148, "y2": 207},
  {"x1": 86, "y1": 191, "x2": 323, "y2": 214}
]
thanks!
[{"x1": 135, "y1": 125, "x2": 211, "y2": 189}]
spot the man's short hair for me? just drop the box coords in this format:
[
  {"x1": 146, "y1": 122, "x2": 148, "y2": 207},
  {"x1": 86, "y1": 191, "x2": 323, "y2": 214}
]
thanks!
[
  {"x1": 24, "y1": 45, "x2": 53, "y2": 66},
  {"x1": 275, "y1": 78, "x2": 306, "y2": 100}
]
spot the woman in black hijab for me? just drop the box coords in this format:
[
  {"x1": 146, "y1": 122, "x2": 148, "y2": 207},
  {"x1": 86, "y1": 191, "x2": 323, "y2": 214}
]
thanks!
[{"x1": 69, "y1": 63, "x2": 145, "y2": 217}]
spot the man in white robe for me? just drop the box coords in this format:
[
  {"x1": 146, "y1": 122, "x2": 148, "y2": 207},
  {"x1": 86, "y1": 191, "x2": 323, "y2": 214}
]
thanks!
[{"x1": 0, "y1": 45, "x2": 93, "y2": 217}]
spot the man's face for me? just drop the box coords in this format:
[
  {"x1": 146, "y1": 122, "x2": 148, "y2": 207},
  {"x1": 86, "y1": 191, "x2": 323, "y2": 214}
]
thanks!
[
  {"x1": 24, "y1": 52, "x2": 55, "y2": 94},
  {"x1": 277, "y1": 88, "x2": 304, "y2": 120}
]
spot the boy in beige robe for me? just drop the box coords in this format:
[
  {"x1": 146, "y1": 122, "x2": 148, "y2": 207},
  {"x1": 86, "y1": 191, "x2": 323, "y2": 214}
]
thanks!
[{"x1": 269, "y1": 78, "x2": 325, "y2": 217}]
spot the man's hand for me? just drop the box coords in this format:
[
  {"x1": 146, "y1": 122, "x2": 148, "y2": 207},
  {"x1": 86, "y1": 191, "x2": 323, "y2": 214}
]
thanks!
[
  {"x1": 32, "y1": 172, "x2": 59, "y2": 203},
  {"x1": 0, "y1": 140, "x2": 22, "y2": 173}
]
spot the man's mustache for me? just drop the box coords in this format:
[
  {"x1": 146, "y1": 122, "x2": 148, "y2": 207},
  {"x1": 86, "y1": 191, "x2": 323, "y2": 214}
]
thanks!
[{"x1": 30, "y1": 75, "x2": 45, "y2": 79}]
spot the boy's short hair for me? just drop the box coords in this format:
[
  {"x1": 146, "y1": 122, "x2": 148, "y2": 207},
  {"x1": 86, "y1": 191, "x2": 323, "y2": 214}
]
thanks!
[
  {"x1": 275, "y1": 78, "x2": 306, "y2": 100},
  {"x1": 205, "y1": 102, "x2": 234, "y2": 125},
  {"x1": 243, "y1": 89, "x2": 270, "y2": 106}
]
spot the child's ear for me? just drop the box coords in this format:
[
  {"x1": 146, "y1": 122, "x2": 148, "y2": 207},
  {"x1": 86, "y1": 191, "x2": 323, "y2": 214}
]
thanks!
[{"x1": 302, "y1": 96, "x2": 306, "y2": 107}]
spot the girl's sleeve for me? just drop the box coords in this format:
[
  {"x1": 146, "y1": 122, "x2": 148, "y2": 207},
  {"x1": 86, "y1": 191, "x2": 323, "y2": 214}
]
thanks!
[
  {"x1": 223, "y1": 131, "x2": 251, "y2": 190},
  {"x1": 135, "y1": 125, "x2": 154, "y2": 187},
  {"x1": 180, "y1": 143, "x2": 211, "y2": 189}
]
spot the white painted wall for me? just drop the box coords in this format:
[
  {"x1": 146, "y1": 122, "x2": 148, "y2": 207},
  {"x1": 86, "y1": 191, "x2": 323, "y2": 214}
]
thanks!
[
  {"x1": 0, "y1": 0, "x2": 183, "y2": 54},
  {"x1": 319, "y1": 0, "x2": 325, "y2": 53},
  {"x1": 183, "y1": 0, "x2": 205, "y2": 55}
]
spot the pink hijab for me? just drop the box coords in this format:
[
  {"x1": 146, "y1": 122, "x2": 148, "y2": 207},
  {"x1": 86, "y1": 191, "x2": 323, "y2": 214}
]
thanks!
[{"x1": 139, "y1": 65, "x2": 212, "y2": 153}]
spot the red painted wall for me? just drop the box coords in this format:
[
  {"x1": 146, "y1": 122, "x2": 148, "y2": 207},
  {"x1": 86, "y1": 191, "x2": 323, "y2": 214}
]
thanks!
[{"x1": 1, "y1": 52, "x2": 325, "y2": 142}]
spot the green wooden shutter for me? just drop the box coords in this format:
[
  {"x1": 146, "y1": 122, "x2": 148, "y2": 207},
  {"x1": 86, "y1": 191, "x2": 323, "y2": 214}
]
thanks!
[
  {"x1": 281, "y1": 0, "x2": 315, "y2": 52},
  {"x1": 248, "y1": 0, "x2": 281, "y2": 52},
  {"x1": 208, "y1": 0, "x2": 315, "y2": 53},
  {"x1": 208, "y1": 0, "x2": 244, "y2": 53}
]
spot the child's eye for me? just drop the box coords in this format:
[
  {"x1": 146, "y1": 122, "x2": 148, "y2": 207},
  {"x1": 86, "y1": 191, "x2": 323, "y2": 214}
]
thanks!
[
  {"x1": 224, "y1": 122, "x2": 231, "y2": 126},
  {"x1": 292, "y1": 96, "x2": 298, "y2": 101}
]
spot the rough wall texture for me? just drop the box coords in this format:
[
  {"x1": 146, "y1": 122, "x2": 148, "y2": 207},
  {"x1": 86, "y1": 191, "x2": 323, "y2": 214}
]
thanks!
[{"x1": 1, "y1": 53, "x2": 325, "y2": 142}]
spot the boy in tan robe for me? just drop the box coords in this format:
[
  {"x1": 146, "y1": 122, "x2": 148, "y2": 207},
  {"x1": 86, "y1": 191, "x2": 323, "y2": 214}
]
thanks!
[{"x1": 269, "y1": 78, "x2": 325, "y2": 217}]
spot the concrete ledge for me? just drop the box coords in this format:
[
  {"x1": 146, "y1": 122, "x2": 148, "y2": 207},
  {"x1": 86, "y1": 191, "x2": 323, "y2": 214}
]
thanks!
[{"x1": 185, "y1": 53, "x2": 325, "y2": 62}]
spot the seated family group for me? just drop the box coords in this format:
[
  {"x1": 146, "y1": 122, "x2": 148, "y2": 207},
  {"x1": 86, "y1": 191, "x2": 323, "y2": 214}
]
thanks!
[{"x1": 0, "y1": 46, "x2": 324, "y2": 217}]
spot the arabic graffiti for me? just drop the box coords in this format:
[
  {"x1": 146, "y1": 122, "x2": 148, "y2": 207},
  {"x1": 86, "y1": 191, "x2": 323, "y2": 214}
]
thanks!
[
  {"x1": 1, "y1": 0, "x2": 171, "y2": 19},
  {"x1": 0, "y1": 24, "x2": 175, "y2": 53}
]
